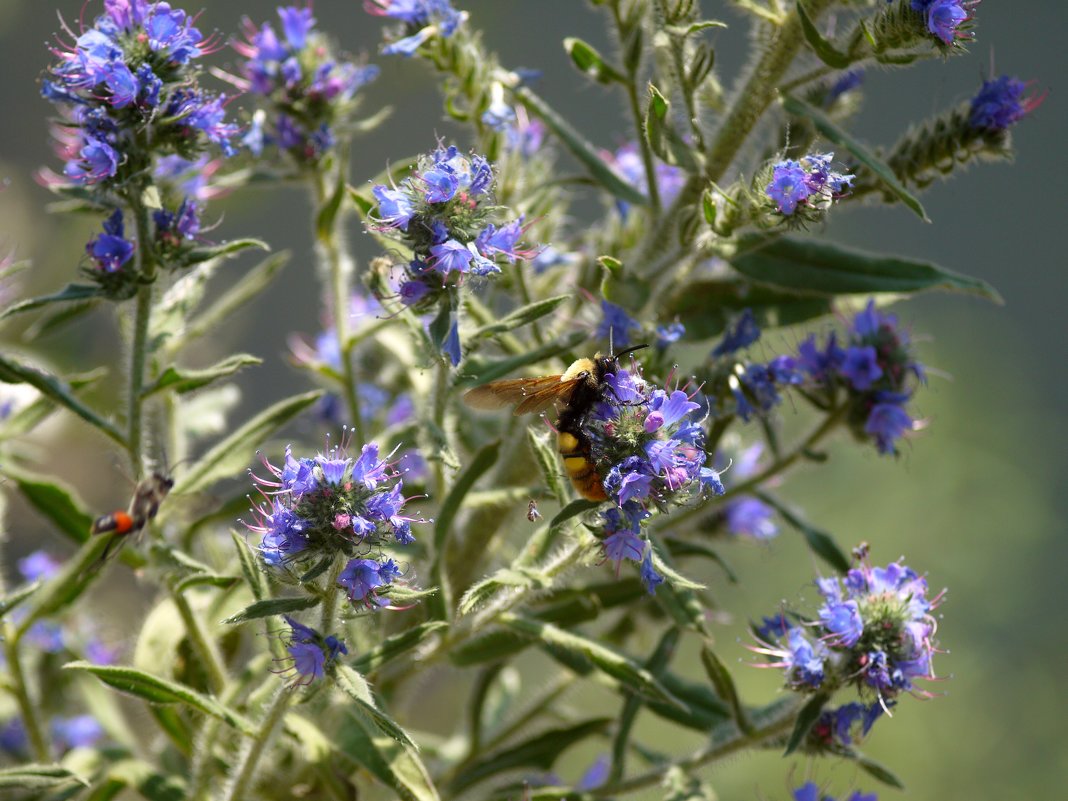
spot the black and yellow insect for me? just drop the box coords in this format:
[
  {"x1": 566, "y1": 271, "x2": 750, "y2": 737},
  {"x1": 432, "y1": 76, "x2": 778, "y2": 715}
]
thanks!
[{"x1": 463, "y1": 345, "x2": 647, "y2": 501}]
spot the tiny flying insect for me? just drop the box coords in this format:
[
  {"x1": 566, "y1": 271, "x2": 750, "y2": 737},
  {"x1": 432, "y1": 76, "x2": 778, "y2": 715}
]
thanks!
[
  {"x1": 526, "y1": 498, "x2": 541, "y2": 522},
  {"x1": 90, "y1": 470, "x2": 174, "y2": 562},
  {"x1": 464, "y1": 344, "x2": 648, "y2": 501}
]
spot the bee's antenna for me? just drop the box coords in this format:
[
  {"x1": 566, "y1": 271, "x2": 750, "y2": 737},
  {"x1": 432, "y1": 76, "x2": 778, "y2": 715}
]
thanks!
[{"x1": 613, "y1": 343, "x2": 649, "y2": 362}]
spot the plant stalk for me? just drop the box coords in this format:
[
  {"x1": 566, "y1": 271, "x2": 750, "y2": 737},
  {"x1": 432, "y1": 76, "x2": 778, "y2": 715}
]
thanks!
[
  {"x1": 171, "y1": 587, "x2": 228, "y2": 696},
  {"x1": 223, "y1": 683, "x2": 296, "y2": 801},
  {"x1": 2, "y1": 624, "x2": 49, "y2": 761}
]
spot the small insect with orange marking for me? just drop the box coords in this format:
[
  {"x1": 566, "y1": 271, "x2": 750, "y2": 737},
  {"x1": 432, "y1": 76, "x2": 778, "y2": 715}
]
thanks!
[
  {"x1": 90, "y1": 471, "x2": 174, "y2": 561},
  {"x1": 464, "y1": 345, "x2": 647, "y2": 501}
]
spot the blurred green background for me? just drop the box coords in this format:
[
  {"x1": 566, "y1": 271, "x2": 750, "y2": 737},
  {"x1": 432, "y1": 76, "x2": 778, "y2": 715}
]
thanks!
[{"x1": 0, "y1": 1, "x2": 1065, "y2": 798}]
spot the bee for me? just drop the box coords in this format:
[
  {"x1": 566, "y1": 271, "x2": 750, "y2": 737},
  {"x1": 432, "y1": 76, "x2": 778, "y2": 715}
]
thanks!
[
  {"x1": 464, "y1": 345, "x2": 648, "y2": 501},
  {"x1": 526, "y1": 499, "x2": 541, "y2": 522},
  {"x1": 91, "y1": 471, "x2": 174, "y2": 560}
]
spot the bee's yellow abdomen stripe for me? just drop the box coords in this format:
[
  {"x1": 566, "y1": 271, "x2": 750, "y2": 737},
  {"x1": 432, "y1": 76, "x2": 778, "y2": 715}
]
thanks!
[
  {"x1": 558, "y1": 432, "x2": 581, "y2": 454},
  {"x1": 564, "y1": 455, "x2": 592, "y2": 476}
]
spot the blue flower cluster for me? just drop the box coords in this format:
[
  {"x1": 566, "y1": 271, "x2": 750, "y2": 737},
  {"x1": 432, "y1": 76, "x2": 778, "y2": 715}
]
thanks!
[
  {"x1": 42, "y1": 0, "x2": 237, "y2": 187},
  {"x1": 246, "y1": 435, "x2": 424, "y2": 609},
  {"x1": 282, "y1": 616, "x2": 348, "y2": 684},
  {"x1": 797, "y1": 301, "x2": 925, "y2": 455},
  {"x1": 793, "y1": 783, "x2": 876, "y2": 801},
  {"x1": 365, "y1": 0, "x2": 468, "y2": 57},
  {"x1": 754, "y1": 554, "x2": 942, "y2": 705},
  {"x1": 235, "y1": 4, "x2": 379, "y2": 165},
  {"x1": 969, "y1": 74, "x2": 1045, "y2": 132},
  {"x1": 810, "y1": 700, "x2": 889, "y2": 751},
  {"x1": 594, "y1": 368, "x2": 725, "y2": 592},
  {"x1": 765, "y1": 153, "x2": 854, "y2": 218},
  {"x1": 602, "y1": 141, "x2": 684, "y2": 216},
  {"x1": 369, "y1": 145, "x2": 537, "y2": 365},
  {"x1": 908, "y1": 0, "x2": 976, "y2": 46}
]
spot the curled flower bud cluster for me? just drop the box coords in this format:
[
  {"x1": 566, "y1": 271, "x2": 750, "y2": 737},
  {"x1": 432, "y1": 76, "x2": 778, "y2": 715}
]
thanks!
[
  {"x1": 753, "y1": 556, "x2": 943, "y2": 706},
  {"x1": 969, "y1": 75, "x2": 1045, "y2": 133},
  {"x1": 365, "y1": 0, "x2": 468, "y2": 58},
  {"x1": 908, "y1": 0, "x2": 977, "y2": 46},
  {"x1": 798, "y1": 301, "x2": 925, "y2": 455},
  {"x1": 234, "y1": 4, "x2": 379, "y2": 165},
  {"x1": 246, "y1": 435, "x2": 424, "y2": 609},
  {"x1": 281, "y1": 616, "x2": 347, "y2": 684},
  {"x1": 764, "y1": 153, "x2": 854, "y2": 219},
  {"x1": 369, "y1": 145, "x2": 538, "y2": 364}
]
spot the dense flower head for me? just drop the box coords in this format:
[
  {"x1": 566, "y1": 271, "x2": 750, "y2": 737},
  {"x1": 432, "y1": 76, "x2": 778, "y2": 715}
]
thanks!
[
  {"x1": 245, "y1": 433, "x2": 425, "y2": 606},
  {"x1": 585, "y1": 368, "x2": 723, "y2": 524},
  {"x1": 366, "y1": 0, "x2": 468, "y2": 57},
  {"x1": 602, "y1": 141, "x2": 684, "y2": 217},
  {"x1": 280, "y1": 616, "x2": 348, "y2": 684},
  {"x1": 909, "y1": 0, "x2": 977, "y2": 46},
  {"x1": 969, "y1": 75, "x2": 1044, "y2": 132},
  {"x1": 234, "y1": 4, "x2": 380, "y2": 164},
  {"x1": 753, "y1": 550, "x2": 944, "y2": 705},
  {"x1": 41, "y1": 1, "x2": 236, "y2": 191},
  {"x1": 797, "y1": 301, "x2": 924, "y2": 454},
  {"x1": 765, "y1": 153, "x2": 853, "y2": 218},
  {"x1": 792, "y1": 783, "x2": 876, "y2": 801},
  {"x1": 368, "y1": 144, "x2": 538, "y2": 365}
]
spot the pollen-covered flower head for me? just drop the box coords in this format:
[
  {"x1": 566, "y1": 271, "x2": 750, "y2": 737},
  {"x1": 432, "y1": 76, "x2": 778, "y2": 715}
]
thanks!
[
  {"x1": 280, "y1": 616, "x2": 348, "y2": 684},
  {"x1": 366, "y1": 0, "x2": 468, "y2": 58},
  {"x1": 234, "y1": 4, "x2": 379, "y2": 164},
  {"x1": 245, "y1": 433, "x2": 426, "y2": 596},
  {"x1": 764, "y1": 152, "x2": 853, "y2": 220}
]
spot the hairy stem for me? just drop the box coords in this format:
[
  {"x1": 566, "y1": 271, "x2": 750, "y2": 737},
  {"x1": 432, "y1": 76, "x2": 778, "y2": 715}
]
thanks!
[
  {"x1": 2, "y1": 623, "x2": 49, "y2": 761},
  {"x1": 223, "y1": 683, "x2": 295, "y2": 801},
  {"x1": 172, "y1": 587, "x2": 228, "y2": 696},
  {"x1": 320, "y1": 557, "x2": 345, "y2": 633},
  {"x1": 612, "y1": 3, "x2": 661, "y2": 216},
  {"x1": 127, "y1": 198, "x2": 158, "y2": 477}
]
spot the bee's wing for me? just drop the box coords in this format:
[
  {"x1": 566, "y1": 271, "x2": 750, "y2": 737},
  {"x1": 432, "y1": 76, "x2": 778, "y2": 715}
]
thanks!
[{"x1": 463, "y1": 374, "x2": 580, "y2": 415}]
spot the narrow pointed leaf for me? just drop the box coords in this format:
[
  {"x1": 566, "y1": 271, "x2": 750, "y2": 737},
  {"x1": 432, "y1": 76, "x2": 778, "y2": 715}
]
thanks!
[
  {"x1": 665, "y1": 278, "x2": 834, "y2": 339},
  {"x1": 0, "y1": 764, "x2": 88, "y2": 790},
  {"x1": 172, "y1": 390, "x2": 323, "y2": 495},
  {"x1": 757, "y1": 491, "x2": 850, "y2": 573},
  {"x1": 474, "y1": 295, "x2": 570, "y2": 338},
  {"x1": 223, "y1": 595, "x2": 320, "y2": 625},
  {"x1": 351, "y1": 622, "x2": 448, "y2": 674},
  {"x1": 515, "y1": 87, "x2": 647, "y2": 207},
  {"x1": 0, "y1": 355, "x2": 125, "y2": 445},
  {"x1": 527, "y1": 429, "x2": 568, "y2": 506},
  {"x1": 0, "y1": 282, "x2": 104, "y2": 322},
  {"x1": 700, "y1": 641, "x2": 751, "y2": 733},
  {"x1": 851, "y1": 751, "x2": 907, "y2": 789},
  {"x1": 796, "y1": 1, "x2": 853, "y2": 68},
  {"x1": 731, "y1": 236, "x2": 1001, "y2": 302},
  {"x1": 231, "y1": 530, "x2": 268, "y2": 601},
  {"x1": 143, "y1": 354, "x2": 261, "y2": 397},
  {"x1": 783, "y1": 95, "x2": 928, "y2": 221},
  {"x1": 784, "y1": 691, "x2": 831, "y2": 755},
  {"x1": 337, "y1": 714, "x2": 440, "y2": 801},
  {"x1": 179, "y1": 238, "x2": 269, "y2": 267},
  {"x1": 334, "y1": 664, "x2": 417, "y2": 748},
  {"x1": 64, "y1": 662, "x2": 256, "y2": 735},
  {"x1": 449, "y1": 718, "x2": 611, "y2": 794}
]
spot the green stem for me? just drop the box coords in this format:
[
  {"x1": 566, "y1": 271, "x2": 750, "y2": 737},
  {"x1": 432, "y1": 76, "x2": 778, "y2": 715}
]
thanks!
[
  {"x1": 171, "y1": 587, "x2": 227, "y2": 696},
  {"x1": 224, "y1": 683, "x2": 296, "y2": 801},
  {"x1": 612, "y1": 4, "x2": 661, "y2": 217},
  {"x1": 313, "y1": 168, "x2": 365, "y2": 445},
  {"x1": 2, "y1": 623, "x2": 49, "y2": 761},
  {"x1": 320, "y1": 557, "x2": 345, "y2": 633},
  {"x1": 127, "y1": 199, "x2": 158, "y2": 478},
  {"x1": 431, "y1": 360, "x2": 450, "y2": 503}
]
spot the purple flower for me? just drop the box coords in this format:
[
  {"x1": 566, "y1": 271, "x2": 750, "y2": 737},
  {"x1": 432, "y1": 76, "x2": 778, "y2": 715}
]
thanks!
[
  {"x1": 969, "y1": 75, "x2": 1044, "y2": 132},
  {"x1": 655, "y1": 321, "x2": 685, "y2": 349},
  {"x1": 597, "y1": 300, "x2": 641, "y2": 349},
  {"x1": 17, "y1": 551, "x2": 62, "y2": 582},
  {"x1": 372, "y1": 185, "x2": 417, "y2": 230},
  {"x1": 51, "y1": 715, "x2": 104, "y2": 752},
  {"x1": 338, "y1": 558, "x2": 392, "y2": 605},
  {"x1": 603, "y1": 530, "x2": 644, "y2": 564},
  {"x1": 912, "y1": 0, "x2": 969, "y2": 44},
  {"x1": 368, "y1": 0, "x2": 467, "y2": 57},
  {"x1": 476, "y1": 219, "x2": 525, "y2": 263},
  {"x1": 783, "y1": 628, "x2": 828, "y2": 689},
  {"x1": 64, "y1": 135, "x2": 120, "y2": 185},
  {"x1": 639, "y1": 549, "x2": 663, "y2": 594},
  {"x1": 399, "y1": 279, "x2": 431, "y2": 306},
  {"x1": 442, "y1": 314, "x2": 462, "y2": 366},
  {"x1": 429, "y1": 239, "x2": 473, "y2": 276},
  {"x1": 766, "y1": 159, "x2": 811, "y2": 215},
  {"x1": 819, "y1": 600, "x2": 864, "y2": 647},
  {"x1": 865, "y1": 397, "x2": 914, "y2": 455},
  {"x1": 725, "y1": 497, "x2": 778, "y2": 539},
  {"x1": 712, "y1": 309, "x2": 760, "y2": 356},
  {"x1": 840, "y1": 346, "x2": 883, "y2": 391},
  {"x1": 86, "y1": 209, "x2": 134, "y2": 273},
  {"x1": 283, "y1": 615, "x2": 348, "y2": 684}
]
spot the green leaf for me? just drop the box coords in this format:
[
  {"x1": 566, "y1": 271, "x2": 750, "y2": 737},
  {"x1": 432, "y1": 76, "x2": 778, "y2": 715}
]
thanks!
[
  {"x1": 174, "y1": 572, "x2": 239, "y2": 592},
  {"x1": 0, "y1": 581, "x2": 40, "y2": 618},
  {"x1": 756, "y1": 492, "x2": 851, "y2": 573},
  {"x1": 64, "y1": 662, "x2": 256, "y2": 735},
  {"x1": 644, "y1": 84, "x2": 701, "y2": 172},
  {"x1": 316, "y1": 169, "x2": 348, "y2": 241},
  {"x1": 665, "y1": 278, "x2": 834, "y2": 340},
  {"x1": 731, "y1": 235, "x2": 1002, "y2": 302},
  {"x1": 563, "y1": 37, "x2": 625, "y2": 84},
  {"x1": 783, "y1": 691, "x2": 830, "y2": 756},
  {"x1": 334, "y1": 665, "x2": 417, "y2": 748},
  {"x1": 142, "y1": 354, "x2": 261, "y2": 397},
  {"x1": 179, "y1": 238, "x2": 269, "y2": 267},
  {"x1": 549, "y1": 498, "x2": 601, "y2": 529},
  {"x1": 0, "y1": 355, "x2": 125, "y2": 445},
  {"x1": 449, "y1": 718, "x2": 611, "y2": 794},
  {"x1": 336, "y1": 714, "x2": 440, "y2": 801},
  {"x1": 459, "y1": 330, "x2": 587, "y2": 387},
  {"x1": 174, "y1": 252, "x2": 289, "y2": 354},
  {"x1": 796, "y1": 1, "x2": 853, "y2": 68},
  {"x1": 501, "y1": 615, "x2": 685, "y2": 709},
  {"x1": 0, "y1": 282, "x2": 105, "y2": 322},
  {"x1": 429, "y1": 440, "x2": 500, "y2": 619},
  {"x1": 527, "y1": 429, "x2": 568, "y2": 506},
  {"x1": 350, "y1": 622, "x2": 448, "y2": 674},
  {"x1": 171, "y1": 390, "x2": 323, "y2": 495},
  {"x1": 5, "y1": 468, "x2": 93, "y2": 544},
  {"x1": 782, "y1": 94, "x2": 928, "y2": 221},
  {"x1": 222, "y1": 596, "x2": 320, "y2": 625},
  {"x1": 474, "y1": 295, "x2": 569, "y2": 338},
  {"x1": 0, "y1": 764, "x2": 88, "y2": 790},
  {"x1": 515, "y1": 87, "x2": 647, "y2": 207},
  {"x1": 850, "y1": 751, "x2": 907, "y2": 789},
  {"x1": 231, "y1": 530, "x2": 267, "y2": 602},
  {"x1": 85, "y1": 760, "x2": 186, "y2": 801},
  {"x1": 700, "y1": 641, "x2": 751, "y2": 733}
]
